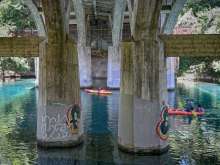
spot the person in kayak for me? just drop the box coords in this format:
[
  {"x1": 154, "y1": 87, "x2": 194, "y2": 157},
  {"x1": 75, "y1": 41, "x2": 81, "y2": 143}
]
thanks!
[
  {"x1": 185, "y1": 99, "x2": 194, "y2": 112},
  {"x1": 195, "y1": 104, "x2": 205, "y2": 112}
]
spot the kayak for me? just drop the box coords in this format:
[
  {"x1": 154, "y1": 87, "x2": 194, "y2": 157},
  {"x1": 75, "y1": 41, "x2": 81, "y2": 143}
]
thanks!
[
  {"x1": 85, "y1": 89, "x2": 112, "y2": 95},
  {"x1": 168, "y1": 108, "x2": 204, "y2": 116}
]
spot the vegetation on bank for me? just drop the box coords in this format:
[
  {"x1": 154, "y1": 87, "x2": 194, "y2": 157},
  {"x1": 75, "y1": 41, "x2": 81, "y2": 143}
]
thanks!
[
  {"x1": 0, "y1": 0, "x2": 36, "y2": 80},
  {"x1": 178, "y1": 0, "x2": 220, "y2": 79}
]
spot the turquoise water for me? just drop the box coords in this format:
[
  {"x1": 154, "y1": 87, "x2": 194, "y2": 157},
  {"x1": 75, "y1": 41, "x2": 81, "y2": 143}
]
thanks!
[{"x1": 0, "y1": 79, "x2": 220, "y2": 164}]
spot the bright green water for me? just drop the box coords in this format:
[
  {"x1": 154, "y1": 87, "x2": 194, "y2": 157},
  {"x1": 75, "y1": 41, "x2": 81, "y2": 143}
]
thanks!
[{"x1": 0, "y1": 79, "x2": 219, "y2": 164}]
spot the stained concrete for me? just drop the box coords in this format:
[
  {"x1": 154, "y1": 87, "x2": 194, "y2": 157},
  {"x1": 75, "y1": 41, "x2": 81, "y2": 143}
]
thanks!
[
  {"x1": 107, "y1": 46, "x2": 121, "y2": 89},
  {"x1": 78, "y1": 46, "x2": 92, "y2": 88}
]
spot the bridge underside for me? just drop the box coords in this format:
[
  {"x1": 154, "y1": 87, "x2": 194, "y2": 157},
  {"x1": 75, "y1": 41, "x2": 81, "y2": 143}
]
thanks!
[
  {"x1": 0, "y1": 37, "x2": 44, "y2": 57},
  {"x1": 161, "y1": 34, "x2": 220, "y2": 57},
  {"x1": 1, "y1": 34, "x2": 220, "y2": 58},
  {"x1": 2, "y1": 0, "x2": 219, "y2": 155}
]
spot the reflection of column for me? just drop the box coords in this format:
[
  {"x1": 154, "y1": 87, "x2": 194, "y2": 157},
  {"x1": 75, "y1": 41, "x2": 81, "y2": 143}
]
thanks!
[
  {"x1": 107, "y1": 46, "x2": 121, "y2": 88},
  {"x1": 107, "y1": 91, "x2": 120, "y2": 136},
  {"x1": 80, "y1": 91, "x2": 92, "y2": 133},
  {"x1": 167, "y1": 57, "x2": 176, "y2": 90},
  {"x1": 118, "y1": 150, "x2": 170, "y2": 164},
  {"x1": 211, "y1": 88, "x2": 217, "y2": 108}
]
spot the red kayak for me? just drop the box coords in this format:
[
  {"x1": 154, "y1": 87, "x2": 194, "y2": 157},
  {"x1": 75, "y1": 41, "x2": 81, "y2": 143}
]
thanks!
[
  {"x1": 168, "y1": 108, "x2": 204, "y2": 116},
  {"x1": 85, "y1": 89, "x2": 112, "y2": 95}
]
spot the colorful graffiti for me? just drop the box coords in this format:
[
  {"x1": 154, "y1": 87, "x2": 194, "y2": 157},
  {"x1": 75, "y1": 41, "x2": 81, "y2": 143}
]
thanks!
[
  {"x1": 66, "y1": 104, "x2": 81, "y2": 134},
  {"x1": 156, "y1": 102, "x2": 169, "y2": 140}
]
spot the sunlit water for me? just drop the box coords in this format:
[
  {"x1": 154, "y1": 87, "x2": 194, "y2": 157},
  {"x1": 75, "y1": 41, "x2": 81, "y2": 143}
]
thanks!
[{"x1": 0, "y1": 79, "x2": 220, "y2": 164}]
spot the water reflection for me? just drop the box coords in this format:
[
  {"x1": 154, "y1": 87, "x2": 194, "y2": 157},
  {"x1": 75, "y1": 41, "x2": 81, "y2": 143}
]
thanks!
[
  {"x1": 1, "y1": 80, "x2": 220, "y2": 164},
  {"x1": 0, "y1": 80, "x2": 37, "y2": 164},
  {"x1": 168, "y1": 81, "x2": 220, "y2": 165}
]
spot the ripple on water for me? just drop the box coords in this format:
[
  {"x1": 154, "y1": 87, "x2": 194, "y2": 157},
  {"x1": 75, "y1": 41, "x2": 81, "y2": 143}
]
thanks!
[{"x1": 0, "y1": 80, "x2": 220, "y2": 164}]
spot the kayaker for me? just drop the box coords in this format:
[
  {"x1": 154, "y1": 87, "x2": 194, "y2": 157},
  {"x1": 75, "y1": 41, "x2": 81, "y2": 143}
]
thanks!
[{"x1": 195, "y1": 104, "x2": 204, "y2": 112}]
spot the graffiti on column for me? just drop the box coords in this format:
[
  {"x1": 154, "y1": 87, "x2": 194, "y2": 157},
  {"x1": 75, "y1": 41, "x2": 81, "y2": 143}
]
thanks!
[
  {"x1": 156, "y1": 101, "x2": 169, "y2": 140},
  {"x1": 66, "y1": 104, "x2": 81, "y2": 134}
]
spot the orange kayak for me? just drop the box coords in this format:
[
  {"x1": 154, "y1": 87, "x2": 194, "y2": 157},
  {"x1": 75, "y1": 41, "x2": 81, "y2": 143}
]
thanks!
[
  {"x1": 85, "y1": 89, "x2": 112, "y2": 95},
  {"x1": 168, "y1": 108, "x2": 204, "y2": 116}
]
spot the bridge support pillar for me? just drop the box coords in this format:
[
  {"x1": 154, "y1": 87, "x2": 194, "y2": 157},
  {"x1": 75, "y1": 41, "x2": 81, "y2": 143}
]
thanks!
[
  {"x1": 107, "y1": 46, "x2": 121, "y2": 89},
  {"x1": 107, "y1": 0, "x2": 125, "y2": 89},
  {"x1": 78, "y1": 46, "x2": 92, "y2": 88},
  {"x1": 118, "y1": 1, "x2": 169, "y2": 154},
  {"x1": 35, "y1": 57, "x2": 39, "y2": 87},
  {"x1": 37, "y1": 0, "x2": 83, "y2": 148},
  {"x1": 167, "y1": 57, "x2": 176, "y2": 90},
  {"x1": 119, "y1": 40, "x2": 169, "y2": 154}
]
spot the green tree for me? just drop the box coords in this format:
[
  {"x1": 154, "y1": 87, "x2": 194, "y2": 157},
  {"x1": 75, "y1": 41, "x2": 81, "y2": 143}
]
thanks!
[
  {"x1": 0, "y1": 0, "x2": 36, "y2": 35},
  {"x1": 0, "y1": 57, "x2": 30, "y2": 81},
  {"x1": 178, "y1": 0, "x2": 220, "y2": 78}
]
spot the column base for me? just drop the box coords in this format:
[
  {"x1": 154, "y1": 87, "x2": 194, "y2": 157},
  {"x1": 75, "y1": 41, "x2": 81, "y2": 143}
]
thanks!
[
  {"x1": 37, "y1": 134, "x2": 84, "y2": 148},
  {"x1": 118, "y1": 142, "x2": 169, "y2": 155}
]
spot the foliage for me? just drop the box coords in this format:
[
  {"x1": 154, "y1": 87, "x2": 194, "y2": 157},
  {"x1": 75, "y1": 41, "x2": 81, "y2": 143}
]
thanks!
[
  {"x1": 179, "y1": 57, "x2": 220, "y2": 77},
  {"x1": 0, "y1": 57, "x2": 30, "y2": 73},
  {"x1": 178, "y1": 1, "x2": 220, "y2": 78},
  {"x1": 183, "y1": 0, "x2": 220, "y2": 16},
  {"x1": 0, "y1": 0, "x2": 35, "y2": 35}
]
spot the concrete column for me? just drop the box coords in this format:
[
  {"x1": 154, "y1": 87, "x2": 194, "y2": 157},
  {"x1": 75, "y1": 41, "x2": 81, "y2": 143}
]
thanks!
[
  {"x1": 118, "y1": 41, "x2": 168, "y2": 154},
  {"x1": 107, "y1": 0, "x2": 126, "y2": 89},
  {"x1": 167, "y1": 57, "x2": 176, "y2": 90},
  {"x1": 118, "y1": 1, "x2": 169, "y2": 154},
  {"x1": 34, "y1": 57, "x2": 39, "y2": 87},
  {"x1": 73, "y1": 0, "x2": 92, "y2": 88},
  {"x1": 107, "y1": 46, "x2": 121, "y2": 88},
  {"x1": 78, "y1": 46, "x2": 92, "y2": 88},
  {"x1": 37, "y1": 0, "x2": 83, "y2": 147}
]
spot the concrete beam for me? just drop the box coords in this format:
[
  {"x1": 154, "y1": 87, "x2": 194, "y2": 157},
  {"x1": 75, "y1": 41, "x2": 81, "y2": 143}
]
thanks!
[
  {"x1": 0, "y1": 37, "x2": 44, "y2": 57},
  {"x1": 161, "y1": 34, "x2": 220, "y2": 57},
  {"x1": 22, "y1": 0, "x2": 46, "y2": 37},
  {"x1": 163, "y1": 0, "x2": 187, "y2": 34},
  {"x1": 112, "y1": 0, "x2": 126, "y2": 47}
]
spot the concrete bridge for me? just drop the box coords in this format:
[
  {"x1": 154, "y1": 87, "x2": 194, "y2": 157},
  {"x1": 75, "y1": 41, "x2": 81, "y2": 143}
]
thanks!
[{"x1": 0, "y1": 0, "x2": 219, "y2": 154}]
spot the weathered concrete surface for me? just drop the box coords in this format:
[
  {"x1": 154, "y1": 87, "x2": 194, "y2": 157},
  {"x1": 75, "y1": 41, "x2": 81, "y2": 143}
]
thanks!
[
  {"x1": 107, "y1": 46, "x2": 121, "y2": 88},
  {"x1": 0, "y1": 37, "x2": 44, "y2": 57},
  {"x1": 37, "y1": 0, "x2": 82, "y2": 147},
  {"x1": 107, "y1": 0, "x2": 125, "y2": 89},
  {"x1": 73, "y1": 0, "x2": 93, "y2": 87},
  {"x1": 118, "y1": 0, "x2": 169, "y2": 154},
  {"x1": 35, "y1": 58, "x2": 39, "y2": 86},
  {"x1": 166, "y1": 57, "x2": 176, "y2": 90},
  {"x1": 119, "y1": 41, "x2": 168, "y2": 154},
  {"x1": 92, "y1": 57, "x2": 107, "y2": 79},
  {"x1": 161, "y1": 34, "x2": 220, "y2": 57}
]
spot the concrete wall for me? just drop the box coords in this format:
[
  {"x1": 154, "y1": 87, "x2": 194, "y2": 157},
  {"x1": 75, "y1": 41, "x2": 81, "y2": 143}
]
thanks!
[{"x1": 92, "y1": 57, "x2": 107, "y2": 79}]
